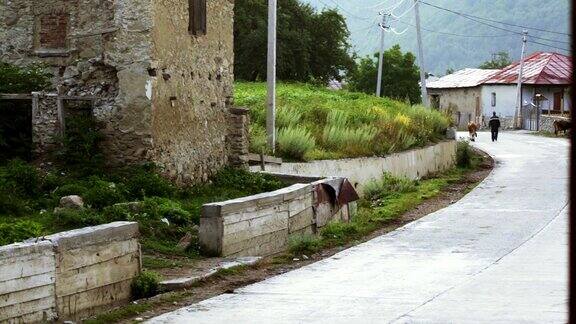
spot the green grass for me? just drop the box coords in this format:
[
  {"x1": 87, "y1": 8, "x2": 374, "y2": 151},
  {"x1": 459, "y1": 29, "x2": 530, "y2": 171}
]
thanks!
[
  {"x1": 83, "y1": 303, "x2": 152, "y2": 324},
  {"x1": 289, "y1": 165, "x2": 474, "y2": 256},
  {"x1": 235, "y1": 82, "x2": 450, "y2": 161}
]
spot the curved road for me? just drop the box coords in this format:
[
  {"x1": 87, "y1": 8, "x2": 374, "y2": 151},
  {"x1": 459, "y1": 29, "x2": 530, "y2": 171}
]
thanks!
[{"x1": 149, "y1": 131, "x2": 569, "y2": 323}]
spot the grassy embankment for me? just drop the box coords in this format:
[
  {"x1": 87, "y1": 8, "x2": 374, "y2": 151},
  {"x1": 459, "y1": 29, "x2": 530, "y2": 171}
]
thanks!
[{"x1": 235, "y1": 82, "x2": 451, "y2": 161}]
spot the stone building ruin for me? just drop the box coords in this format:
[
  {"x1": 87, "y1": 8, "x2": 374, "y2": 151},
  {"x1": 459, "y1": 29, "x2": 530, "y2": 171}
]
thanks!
[{"x1": 0, "y1": 0, "x2": 248, "y2": 183}]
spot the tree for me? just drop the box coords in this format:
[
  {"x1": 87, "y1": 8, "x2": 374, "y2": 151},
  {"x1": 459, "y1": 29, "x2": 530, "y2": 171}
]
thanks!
[
  {"x1": 347, "y1": 45, "x2": 421, "y2": 104},
  {"x1": 478, "y1": 51, "x2": 512, "y2": 69},
  {"x1": 234, "y1": 0, "x2": 355, "y2": 83},
  {"x1": 445, "y1": 67, "x2": 455, "y2": 75}
]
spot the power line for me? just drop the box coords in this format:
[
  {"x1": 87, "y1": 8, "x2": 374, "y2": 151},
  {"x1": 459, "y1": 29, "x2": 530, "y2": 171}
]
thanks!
[
  {"x1": 420, "y1": 1, "x2": 571, "y2": 36},
  {"x1": 392, "y1": 18, "x2": 514, "y2": 38},
  {"x1": 529, "y1": 40, "x2": 570, "y2": 52}
]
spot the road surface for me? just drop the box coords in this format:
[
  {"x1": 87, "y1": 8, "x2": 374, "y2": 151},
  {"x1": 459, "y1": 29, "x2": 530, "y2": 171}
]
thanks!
[{"x1": 148, "y1": 131, "x2": 568, "y2": 323}]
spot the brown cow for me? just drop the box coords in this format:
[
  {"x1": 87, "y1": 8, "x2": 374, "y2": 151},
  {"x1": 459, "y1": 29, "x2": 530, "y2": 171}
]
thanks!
[
  {"x1": 553, "y1": 119, "x2": 571, "y2": 136},
  {"x1": 468, "y1": 121, "x2": 478, "y2": 141}
]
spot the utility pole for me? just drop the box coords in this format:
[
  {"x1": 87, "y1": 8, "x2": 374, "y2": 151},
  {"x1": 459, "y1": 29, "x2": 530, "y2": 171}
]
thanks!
[
  {"x1": 413, "y1": 0, "x2": 428, "y2": 107},
  {"x1": 266, "y1": 0, "x2": 277, "y2": 153},
  {"x1": 514, "y1": 30, "x2": 528, "y2": 129},
  {"x1": 376, "y1": 13, "x2": 389, "y2": 97}
]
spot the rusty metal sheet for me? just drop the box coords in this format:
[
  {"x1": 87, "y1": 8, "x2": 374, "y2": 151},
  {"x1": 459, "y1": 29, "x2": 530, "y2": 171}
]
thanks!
[{"x1": 337, "y1": 179, "x2": 359, "y2": 205}]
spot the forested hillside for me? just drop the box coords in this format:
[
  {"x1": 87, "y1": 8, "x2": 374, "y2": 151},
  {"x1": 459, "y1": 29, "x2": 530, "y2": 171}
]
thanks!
[{"x1": 302, "y1": 0, "x2": 570, "y2": 75}]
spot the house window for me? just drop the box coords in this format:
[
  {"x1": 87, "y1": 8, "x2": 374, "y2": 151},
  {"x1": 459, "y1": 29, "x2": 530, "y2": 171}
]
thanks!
[
  {"x1": 39, "y1": 13, "x2": 69, "y2": 49},
  {"x1": 491, "y1": 92, "x2": 496, "y2": 107},
  {"x1": 189, "y1": 0, "x2": 207, "y2": 36}
]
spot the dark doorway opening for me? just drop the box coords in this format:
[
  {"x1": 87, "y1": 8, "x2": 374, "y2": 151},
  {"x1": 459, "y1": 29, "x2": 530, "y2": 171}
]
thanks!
[{"x1": 0, "y1": 99, "x2": 33, "y2": 162}]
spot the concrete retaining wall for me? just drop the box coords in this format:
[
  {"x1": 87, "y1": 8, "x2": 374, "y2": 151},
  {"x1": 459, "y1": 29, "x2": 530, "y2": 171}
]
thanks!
[
  {"x1": 200, "y1": 178, "x2": 357, "y2": 257},
  {"x1": 0, "y1": 222, "x2": 140, "y2": 323},
  {"x1": 250, "y1": 141, "x2": 457, "y2": 193}
]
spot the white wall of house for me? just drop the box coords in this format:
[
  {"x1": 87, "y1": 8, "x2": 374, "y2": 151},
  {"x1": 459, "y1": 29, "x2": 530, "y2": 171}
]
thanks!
[{"x1": 480, "y1": 84, "x2": 517, "y2": 118}]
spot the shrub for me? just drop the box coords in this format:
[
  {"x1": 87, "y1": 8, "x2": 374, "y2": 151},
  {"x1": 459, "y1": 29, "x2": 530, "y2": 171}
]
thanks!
[
  {"x1": 0, "y1": 189, "x2": 29, "y2": 216},
  {"x1": 210, "y1": 167, "x2": 284, "y2": 194},
  {"x1": 277, "y1": 126, "x2": 315, "y2": 161},
  {"x1": 54, "y1": 208, "x2": 106, "y2": 228},
  {"x1": 456, "y1": 140, "x2": 473, "y2": 168},
  {"x1": 131, "y1": 271, "x2": 161, "y2": 300},
  {"x1": 54, "y1": 114, "x2": 105, "y2": 175},
  {"x1": 249, "y1": 124, "x2": 269, "y2": 154},
  {"x1": 288, "y1": 234, "x2": 321, "y2": 256},
  {"x1": 141, "y1": 197, "x2": 191, "y2": 226},
  {"x1": 122, "y1": 168, "x2": 174, "y2": 200},
  {"x1": 53, "y1": 183, "x2": 89, "y2": 198},
  {"x1": 0, "y1": 220, "x2": 44, "y2": 245},
  {"x1": 363, "y1": 173, "x2": 418, "y2": 201},
  {"x1": 1, "y1": 159, "x2": 41, "y2": 197},
  {"x1": 0, "y1": 62, "x2": 51, "y2": 93},
  {"x1": 322, "y1": 125, "x2": 377, "y2": 156},
  {"x1": 83, "y1": 180, "x2": 126, "y2": 209}
]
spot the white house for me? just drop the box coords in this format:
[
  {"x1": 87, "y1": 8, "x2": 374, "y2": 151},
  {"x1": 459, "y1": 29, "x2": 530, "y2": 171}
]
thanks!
[{"x1": 480, "y1": 52, "x2": 572, "y2": 128}]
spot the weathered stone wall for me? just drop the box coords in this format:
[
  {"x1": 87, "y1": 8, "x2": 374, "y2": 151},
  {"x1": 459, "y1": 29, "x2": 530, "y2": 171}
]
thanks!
[
  {"x1": 0, "y1": 241, "x2": 57, "y2": 323},
  {"x1": 149, "y1": 0, "x2": 235, "y2": 183},
  {"x1": 0, "y1": 222, "x2": 140, "y2": 323},
  {"x1": 251, "y1": 141, "x2": 457, "y2": 195},
  {"x1": 428, "y1": 87, "x2": 482, "y2": 130},
  {"x1": 0, "y1": 0, "x2": 155, "y2": 165},
  {"x1": 200, "y1": 178, "x2": 357, "y2": 257},
  {"x1": 31, "y1": 93, "x2": 60, "y2": 155},
  {"x1": 540, "y1": 115, "x2": 570, "y2": 133},
  {"x1": 227, "y1": 107, "x2": 250, "y2": 167}
]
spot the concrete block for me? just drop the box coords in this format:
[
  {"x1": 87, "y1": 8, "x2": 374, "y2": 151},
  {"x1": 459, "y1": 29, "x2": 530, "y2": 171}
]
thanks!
[
  {"x1": 289, "y1": 207, "x2": 314, "y2": 233},
  {"x1": 224, "y1": 229, "x2": 289, "y2": 257},
  {"x1": 45, "y1": 221, "x2": 139, "y2": 251},
  {"x1": 199, "y1": 217, "x2": 223, "y2": 256}
]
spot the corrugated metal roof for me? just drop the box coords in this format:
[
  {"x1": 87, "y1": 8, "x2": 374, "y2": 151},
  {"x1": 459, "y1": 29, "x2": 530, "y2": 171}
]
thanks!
[
  {"x1": 426, "y1": 68, "x2": 499, "y2": 89},
  {"x1": 481, "y1": 52, "x2": 572, "y2": 85}
]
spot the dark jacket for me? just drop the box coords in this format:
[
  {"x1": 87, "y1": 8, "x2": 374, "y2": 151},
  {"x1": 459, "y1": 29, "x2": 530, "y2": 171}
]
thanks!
[{"x1": 489, "y1": 116, "x2": 501, "y2": 130}]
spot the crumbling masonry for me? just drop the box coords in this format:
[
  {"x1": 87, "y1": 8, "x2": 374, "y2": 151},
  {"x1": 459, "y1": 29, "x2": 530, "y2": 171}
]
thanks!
[{"x1": 0, "y1": 0, "x2": 248, "y2": 183}]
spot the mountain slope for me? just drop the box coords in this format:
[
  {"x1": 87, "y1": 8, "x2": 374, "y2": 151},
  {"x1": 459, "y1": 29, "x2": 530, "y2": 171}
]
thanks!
[{"x1": 301, "y1": 0, "x2": 570, "y2": 75}]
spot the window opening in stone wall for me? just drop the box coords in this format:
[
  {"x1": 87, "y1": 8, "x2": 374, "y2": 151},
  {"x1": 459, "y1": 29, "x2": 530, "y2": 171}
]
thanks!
[
  {"x1": 430, "y1": 95, "x2": 440, "y2": 109},
  {"x1": 189, "y1": 0, "x2": 207, "y2": 36},
  {"x1": 39, "y1": 13, "x2": 69, "y2": 50},
  {"x1": 0, "y1": 99, "x2": 33, "y2": 162},
  {"x1": 491, "y1": 92, "x2": 496, "y2": 107}
]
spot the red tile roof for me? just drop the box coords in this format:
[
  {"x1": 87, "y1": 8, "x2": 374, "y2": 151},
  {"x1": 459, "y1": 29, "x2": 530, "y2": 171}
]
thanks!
[{"x1": 481, "y1": 52, "x2": 572, "y2": 85}]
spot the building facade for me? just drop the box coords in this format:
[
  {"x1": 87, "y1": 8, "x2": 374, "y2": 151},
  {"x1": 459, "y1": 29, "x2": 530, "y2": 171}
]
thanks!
[{"x1": 0, "y1": 0, "x2": 246, "y2": 183}]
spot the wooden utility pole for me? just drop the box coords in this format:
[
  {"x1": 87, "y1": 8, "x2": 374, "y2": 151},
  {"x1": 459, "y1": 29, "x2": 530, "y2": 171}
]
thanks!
[
  {"x1": 514, "y1": 30, "x2": 528, "y2": 129},
  {"x1": 266, "y1": 0, "x2": 277, "y2": 153},
  {"x1": 414, "y1": 0, "x2": 428, "y2": 107},
  {"x1": 376, "y1": 13, "x2": 389, "y2": 97}
]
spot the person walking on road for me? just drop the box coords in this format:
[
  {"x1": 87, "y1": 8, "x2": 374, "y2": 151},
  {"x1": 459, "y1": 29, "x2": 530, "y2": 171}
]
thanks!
[{"x1": 488, "y1": 112, "x2": 501, "y2": 142}]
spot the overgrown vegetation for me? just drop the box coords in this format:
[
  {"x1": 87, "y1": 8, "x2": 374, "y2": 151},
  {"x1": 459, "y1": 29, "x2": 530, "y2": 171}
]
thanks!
[
  {"x1": 0, "y1": 61, "x2": 52, "y2": 93},
  {"x1": 236, "y1": 82, "x2": 450, "y2": 161},
  {"x1": 289, "y1": 142, "x2": 484, "y2": 256},
  {"x1": 131, "y1": 271, "x2": 162, "y2": 300},
  {"x1": 0, "y1": 159, "x2": 284, "y2": 251}
]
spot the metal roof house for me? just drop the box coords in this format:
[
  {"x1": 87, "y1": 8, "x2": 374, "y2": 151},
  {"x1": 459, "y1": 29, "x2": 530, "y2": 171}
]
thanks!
[
  {"x1": 427, "y1": 52, "x2": 572, "y2": 130},
  {"x1": 427, "y1": 68, "x2": 499, "y2": 129},
  {"x1": 480, "y1": 52, "x2": 571, "y2": 123}
]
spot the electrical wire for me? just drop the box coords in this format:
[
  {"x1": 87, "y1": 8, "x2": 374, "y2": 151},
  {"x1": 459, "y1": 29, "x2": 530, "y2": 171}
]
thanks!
[
  {"x1": 389, "y1": 0, "x2": 417, "y2": 19},
  {"x1": 529, "y1": 40, "x2": 570, "y2": 52},
  {"x1": 419, "y1": 0, "x2": 571, "y2": 36},
  {"x1": 392, "y1": 18, "x2": 514, "y2": 38}
]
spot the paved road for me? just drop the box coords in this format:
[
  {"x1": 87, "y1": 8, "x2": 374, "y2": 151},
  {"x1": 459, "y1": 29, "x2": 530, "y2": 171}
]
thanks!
[{"x1": 149, "y1": 131, "x2": 569, "y2": 324}]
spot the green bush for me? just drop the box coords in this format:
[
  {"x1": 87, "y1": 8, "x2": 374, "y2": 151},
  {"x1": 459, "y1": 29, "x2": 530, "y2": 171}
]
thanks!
[
  {"x1": 1, "y1": 159, "x2": 41, "y2": 197},
  {"x1": 322, "y1": 125, "x2": 377, "y2": 156},
  {"x1": 125, "y1": 171, "x2": 174, "y2": 200},
  {"x1": 131, "y1": 271, "x2": 161, "y2": 300},
  {"x1": 363, "y1": 173, "x2": 418, "y2": 201},
  {"x1": 277, "y1": 126, "x2": 316, "y2": 160},
  {"x1": 0, "y1": 62, "x2": 51, "y2": 93},
  {"x1": 0, "y1": 189, "x2": 29, "y2": 216},
  {"x1": 141, "y1": 197, "x2": 191, "y2": 226},
  {"x1": 83, "y1": 180, "x2": 126, "y2": 210},
  {"x1": 210, "y1": 167, "x2": 284, "y2": 194},
  {"x1": 54, "y1": 208, "x2": 106, "y2": 228},
  {"x1": 54, "y1": 114, "x2": 105, "y2": 175},
  {"x1": 288, "y1": 234, "x2": 321, "y2": 256},
  {"x1": 0, "y1": 220, "x2": 44, "y2": 245},
  {"x1": 53, "y1": 183, "x2": 89, "y2": 198},
  {"x1": 456, "y1": 140, "x2": 473, "y2": 168},
  {"x1": 277, "y1": 107, "x2": 302, "y2": 128}
]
